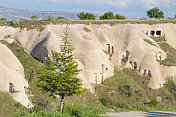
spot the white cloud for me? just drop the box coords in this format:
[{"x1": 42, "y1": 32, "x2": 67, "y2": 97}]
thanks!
[
  {"x1": 141, "y1": 0, "x2": 173, "y2": 8},
  {"x1": 42, "y1": 0, "x2": 132, "y2": 8},
  {"x1": 43, "y1": 0, "x2": 175, "y2": 8},
  {"x1": 12, "y1": 0, "x2": 175, "y2": 9}
]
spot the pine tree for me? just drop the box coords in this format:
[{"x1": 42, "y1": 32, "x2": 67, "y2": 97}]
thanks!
[{"x1": 37, "y1": 25, "x2": 84, "y2": 112}]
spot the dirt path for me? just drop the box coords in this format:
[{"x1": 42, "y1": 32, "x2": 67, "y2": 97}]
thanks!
[{"x1": 103, "y1": 111, "x2": 176, "y2": 117}]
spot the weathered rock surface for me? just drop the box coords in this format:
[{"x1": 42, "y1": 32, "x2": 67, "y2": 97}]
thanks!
[
  {"x1": 0, "y1": 43, "x2": 32, "y2": 107},
  {"x1": 0, "y1": 23, "x2": 176, "y2": 94}
]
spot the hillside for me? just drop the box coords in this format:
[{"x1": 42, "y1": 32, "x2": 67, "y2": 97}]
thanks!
[{"x1": 1, "y1": 20, "x2": 176, "y2": 116}]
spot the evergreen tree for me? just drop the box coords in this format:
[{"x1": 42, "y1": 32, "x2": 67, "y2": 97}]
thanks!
[{"x1": 37, "y1": 25, "x2": 84, "y2": 112}]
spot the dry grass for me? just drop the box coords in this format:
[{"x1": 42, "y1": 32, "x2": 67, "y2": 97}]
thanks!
[{"x1": 0, "y1": 19, "x2": 176, "y2": 32}]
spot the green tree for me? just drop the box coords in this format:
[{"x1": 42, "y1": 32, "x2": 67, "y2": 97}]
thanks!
[
  {"x1": 147, "y1": 7, "x2": 164, "y2": 19},
  {"x1": 31, "y1": 15, "x2": 38, "y2": 20},
  {"x1": 37, "y1": 26, "x2": 84, "y2": 112},
  {"x1": 115, "y1": 14, "x2": 126, "y2": 20},
  {"x1": 77, "y1": 12, "x2": 85, "y2": 20},
  {"x1": 100, "y1": 11, "x2": 115, "y2": 20},
  {"x1": 77, "y1": 12, "x2": 95, "y2": 20}
]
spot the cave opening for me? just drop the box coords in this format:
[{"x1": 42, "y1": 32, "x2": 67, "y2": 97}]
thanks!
[
  {"x1": 150, "y1": 31, "x2": 155, "y2": 36},
  {"x1": 156, "y1": 31, "x2": 161, "y2": 36},
  {"x1": 9, "y1": 83, "x2": 14, "y2": 93},
  {"x1": 134, "y1": 62, "x2": 137, "y2": 69}
]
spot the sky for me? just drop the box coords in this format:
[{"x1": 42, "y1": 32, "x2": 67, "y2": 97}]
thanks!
[{"x1": 0, "y1": 0, "x2": 175, "y2": 18}]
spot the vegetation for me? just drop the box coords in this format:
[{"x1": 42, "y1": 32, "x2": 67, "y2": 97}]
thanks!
[
  {"x1": 1, "y1": 38, "x2": 176, "y2": 115},
  {"x1": 31, "y1": 15, "x2": 38, "y2": 20},
  {"x1": 83, "y1": 27, "x2": 91, "y2": 33},
  {"x1": 0, "y1": 91, "x2": 27, "y2": 117},
  {"x1": 158, "y1": 42, "x2": 176, "y2": 66},
  {"x1": 37, "y1": 26, "x2": 84, "y2": 112},
  {"x1": 1, "y1": 16, "x2": 176, "y2": 116},
  {"x1": 150, "y1": 36, "x2": 166, "y2": 42},
  {"x1": 115, "y1": 14, "x2": 126, "y2": 20},
  {"x1": 166, "y1": 77, "x2": 175, "y2": 93},
  {"x1": 56, "y1": 17, "x2": 65, "y2": 20},
  {"x1": 95, "y1": 68, "x2": 176, "y2": 110},
  {"x1": 144, "y1": 39, "x2": 157, "y2": 47},
  {"x1": 0, "y1": 40, "x2": 106, "y2": 116},
  {"x1": 100, "y1": 11, "x2": 115, "y2": 20},
  {"x1": 148, "y1": 35, "x2": 176, "y2": 66},
  {"x1": 77, "y1": 12, "x2": 96, "y2": 20},
  {"x1": 47, "y1": 14, "x2": 54, "y2": 21},
  {"x1": 0, "y1": 18, "x2": 175, "y2": 33},
  {"x1": 99, "y1": 11, "x2": 125, "y2": 20},
  {"x1": 147, "y1": 7, "x2": 164, "y2": 19},
  {"x1": 15, "y1": 103, "x2": 108, "y2": 117}
]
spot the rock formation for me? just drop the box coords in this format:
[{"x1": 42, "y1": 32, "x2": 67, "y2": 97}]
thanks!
[
  {"x1": 0, "y1": 43, "x2": 33, "y2": 107},
  {"x1": 1, "y1": 23, "x2": 176, "y2": 94}
]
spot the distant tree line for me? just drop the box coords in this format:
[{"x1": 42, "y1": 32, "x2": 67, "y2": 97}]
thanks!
[{"x1": 77, "y1": 11, "x2": 126, "y2": 20}]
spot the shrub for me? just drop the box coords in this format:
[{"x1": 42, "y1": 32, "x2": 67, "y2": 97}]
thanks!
[
  {"x1": 83, "y1": 27, "x2": 91, "y2": 33},
  {"x1": 99, "y1": 97, "x2": 111, "y2": 106},
  {"x1": 115, "y1": 14, "x2": 126, "y2": 20},
  {"x1": 149, "y1": 100, "x2": 158, "y2": 107},
  {"x1": 9, "y1": 19, "x2": 18, "y2": 26},
  {"x1": 47, "y1": 15, "x2": 54, "y2": 21},
  {"x1": 63, "y1": 104, "x2": 108, "y2": 117},
  {"x1": 118, "y1": 85, "x2": 132, "y2": 97},
  {"x1": 166, "y1": 77, "x2": 174, "y2": 92}
]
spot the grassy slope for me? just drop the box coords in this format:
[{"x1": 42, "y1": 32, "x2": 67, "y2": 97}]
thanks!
[
  {"x1": 95, "y1": 69, "x2": 176, "y2": 111},
  {"x1": 0, "y1": 41, "x2": 104, "y2": 116},
  {"x1": 148, "y1": 36, "x2": 176, "y2": 66},
  {"x1": 0, "y1": 91, "x2": 27, "y2": 117},
  {"x1": 0, "y1": 21, "x2": 176, "y2": 115}
]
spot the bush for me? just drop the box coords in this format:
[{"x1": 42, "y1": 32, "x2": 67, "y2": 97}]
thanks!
[
  {"x1": 99, "y1": 11, "x2": 126, "y2": 20},
  {"x1": 118, "y1": 85, "x2": 132, "y2": 97},
  {"x1": 9, "y1": 19, "x2": 18, "y2": 26},
  {"x1": 100, "y1": 11, "x2": 115, "y2": 20},
  {"x1": 83, "y1": 27, "x2": 91, "y2": 33},
  {"x1": 166, "y1": 77, "x2": 174, "y2": 92},
  {"x1": 115, "y1": 14, "x2": 126, "y2": 20},
  {"x1": 149, "y1": 100, "x2": 158, "y2": 107},
  {"x1": 99, "y1": 97, "x2": 111, "y2": 106},
  {"x1": 63, "y1": 104, "x2": 108, "y2": 117},
  {"x1": 47, "y1": 15, "x2": 54, "y2": 21}
]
